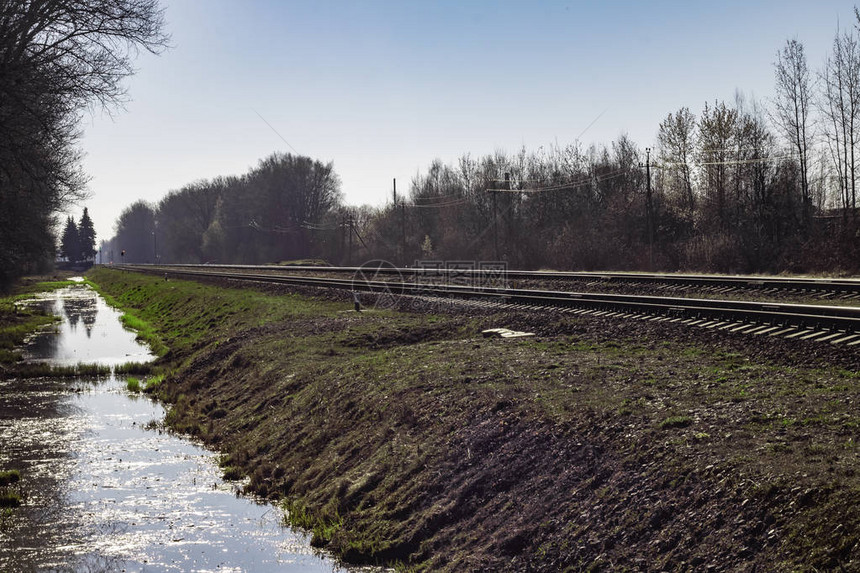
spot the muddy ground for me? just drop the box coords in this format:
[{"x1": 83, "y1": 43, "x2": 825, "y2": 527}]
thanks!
[{"x1": 87, "y1": 268, "x2": 859, "y2": 571}]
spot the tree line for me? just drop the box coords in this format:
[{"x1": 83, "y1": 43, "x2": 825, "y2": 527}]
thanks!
[
  {"x1": 106, "y1": 13, "x2": 860, "y2": 275},
  {"x1": 0, "y1": 0, "x2": 166, "y2": 289},
  {"x1": 7, "y1": 3, "x2": 857, "y2": 278},
  {"x1": 102, "y1": 153, "x2": 342, "y2": 264}
]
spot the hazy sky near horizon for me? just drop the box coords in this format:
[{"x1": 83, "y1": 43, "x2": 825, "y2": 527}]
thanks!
[{"x1": 75, "y1": 0, "x2": 859, "y2": 243}]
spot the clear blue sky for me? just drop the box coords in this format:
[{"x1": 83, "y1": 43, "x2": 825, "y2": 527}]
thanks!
[{"x1": 76, "y1": 0, "x2": 859, "y2": 242}]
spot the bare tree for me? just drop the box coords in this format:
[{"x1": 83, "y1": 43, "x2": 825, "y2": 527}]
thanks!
[
  {"x1": 771, "y1": 38, "x2": 813, "y2": 218},
  {"x1": 697, "y1": 101, "x2": 738, "y2": 227},
  {"x1": 657, "y1": 107, "x2": 697, "y2": 210},
  {"x1": 0, "y1": 0, "x2": 168, "y2": 108},
  {"x1": 819, "y1": 26, "x2": 860, "y2": 212},
  {"x1": 0, "y1": 0, "x2": 167, "y2": 286}
]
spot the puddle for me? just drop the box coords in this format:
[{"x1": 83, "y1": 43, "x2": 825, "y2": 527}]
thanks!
[
  {"x1": 17, "y1": 279, "x2": 152, "y2": 367},
  {"x1": 0, "y1": 283, "x2": 360, "y2": 572}
]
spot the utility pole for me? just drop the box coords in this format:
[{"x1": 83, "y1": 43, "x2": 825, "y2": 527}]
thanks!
[
  {"x1": 492, "y1": 187, "x2": 498, "y2": 261},
  {"x1": 395, "y1": 178, "x2": 405, "y2": 266},
  {"x1": 645, "y1": 148, "x2": 653, "y2": 271},
  {"x1": 393, "y1": 178, "x2": 400, "y2": 264},
  {"x1": 491, "y1": 174, "x2": 508, "y2": 262},
  {"x1": 501, "y1": 173, "x2": 511, "y2": 259},
  {"x1": 348, "y1": 213, "x2": 353, "y2": 265},
  {"x1": 340, "y1": 213, "x2": 346, "y2": 264}
]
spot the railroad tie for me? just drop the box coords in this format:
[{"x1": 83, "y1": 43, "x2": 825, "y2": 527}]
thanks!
[
  {"x1": 767, "y1": 327, "x2": 797, "y2": 337},
  {"x1": 748, "y1": 325, "x2": 781, "y2": 335},
  {"x1": 796, "y1": 330, "x2": 829, "y2": 342},
  {"x1": 783, "y1": 329, "x2": 814, "y2": 340},
  {"x1": 815, "y1": 332, "x2": 844, "y2": 343},
  {"x1": 830, "y1": 334, "x2": 859, "y2": 345}
]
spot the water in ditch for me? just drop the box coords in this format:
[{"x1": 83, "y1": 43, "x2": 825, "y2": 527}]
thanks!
[{"x1": 0, "y1": 281, "x2": 357, "y2": 572}]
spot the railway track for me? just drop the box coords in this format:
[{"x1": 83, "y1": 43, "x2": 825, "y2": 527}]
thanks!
[
  {"x1": 113, "y1": 264, "x2": 860, "y2": 346},
  {"x1": 128, "y1": 263, "x2": 860, "y2": 301}
]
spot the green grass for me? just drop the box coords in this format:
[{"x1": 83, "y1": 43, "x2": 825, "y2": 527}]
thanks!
[
  {"x1": 0, "y1": 491, "x2": 21, "y2": 508},
  {"x1": 12, "y1": 362, "x2": 111, "y2": 378},
  {"x1": 126, "y1": 377, "x2": 141, "y2": 392},
  {"x1": 0, "y1": 348, "x2": 21, "y2": 363},
  {"x1": 283, "y1": 498, "x2": 343, "y2": 547},
  {"x1": 659, "y1": 415, "x2": 693, "y2": 429},
  {"x1": 86, "y1": 266, "x2": 352, "y2": 361},
  {"x1": 114, "y1": 361, "x2": 153, "y2": 375},
  {"x1": 0, "y1": 470, "x2": 20, "y2": 487},
  {"x1": 85, "y1": 277, "x2": 168, "y2": 356},
  {"x1": 221, "y1": 466, "x2": 243, "y2": 480},
  {"x1": 8, "y1": 280, "x2": 79, "y2": 301},
  {"x1": 126, "y1": 373, "x2": 167, "y2": 393},
  {"x1": 119, "y1": 312, "x2": 168, "y2": 356},
  {"x1": 144, "y1": 373, "x2": 165, "y2": 393},
  {"x1": 0, "y1": 469, "x2": 22, "y2": 511}
]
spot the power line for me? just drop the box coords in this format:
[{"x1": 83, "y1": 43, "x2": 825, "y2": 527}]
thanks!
[
  {"x1": 412, "y1": 193, "x2": 463, "y2": 203},
  {"x1": 301, "y1": 221, "x2": 340, "y2": 231},
  {"x1": 253, "y1": 109, "x2": 300, "y2": 156},
  {"x1": 249, "y1": 219, "x2": 302, "y2": 234},
  {"x1": 405, "y1": 198, "x2": 467, "y2": 208},
  {"x1": 576, "y1": 108, "x2": 609, "y2": 141},
  {"x1": 696, "y1": 146, "x2": 796, "y2": 154},
  {"x1": 486, "y1": 167, "x2": 629, "y2": 194},
  {"x1": 658, "y1": 153, "x2": 796, "y2": 168}
]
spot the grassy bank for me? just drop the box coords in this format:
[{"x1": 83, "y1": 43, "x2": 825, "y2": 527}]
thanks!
[{"x1": 86, "y1": 266, "x2": 860, "y2": 571}]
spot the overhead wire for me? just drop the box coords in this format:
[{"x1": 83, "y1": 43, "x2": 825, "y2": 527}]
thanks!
[
  {"x1": 485, "y1": 167, "x2": 630, "y2": 194},
  {"x1": 405, "y1": 198, "x2": 467, "y2": 208},
  {"x1": 248, "y1": 219, "x2": 303, "y2": 234},
  {"x1": 301, "y1": 220, "x2": 340, "y2": 230},
  {"x1": 657, "y1": 153, "x2": 797, "y2": 168},
  {"x1": 412, "y1": 192, "x2": 463, "y2": 203},
  {"x1": 696, "y1": 146, "x2": 797, "y2": 154}
]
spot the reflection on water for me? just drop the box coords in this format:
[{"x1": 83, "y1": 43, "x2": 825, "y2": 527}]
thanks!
[
  {"x1": 18, "y1": 282, "x2": 152, "y2": 367},
  {"x1": 62, "y1": 292, "x2": 97, "y2": 338},
  {"x1": 0, "y1": 283, "x2": 357, "y2": 572}
]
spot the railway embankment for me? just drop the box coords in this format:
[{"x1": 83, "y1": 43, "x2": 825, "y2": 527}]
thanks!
[{"x1": 86, "y1": 266, "x2": 860, "y2": 571}]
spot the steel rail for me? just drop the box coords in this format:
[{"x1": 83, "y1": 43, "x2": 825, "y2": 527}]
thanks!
[
  {"x1": 123, "y1": 263, "x2": 860, "y2": 295},
  {"x1": 115, "y1": 264, "x2": 860, "y2": 334}
]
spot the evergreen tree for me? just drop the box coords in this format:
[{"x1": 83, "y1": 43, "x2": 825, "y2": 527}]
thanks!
[
  {"x1": 78, "y1": 208, "x2": 97, "y2": 261},
  {"x1": 60, "y1": 217, "x2": 81, "y2": 262}
]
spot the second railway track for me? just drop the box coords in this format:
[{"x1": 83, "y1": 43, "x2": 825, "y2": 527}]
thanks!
[
  {"x1": 136, "y1": 263, "x2": 860, "y2": 301},
  {"x1": 114, "y1": 264, "x2": 860, "y2": 346}
]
